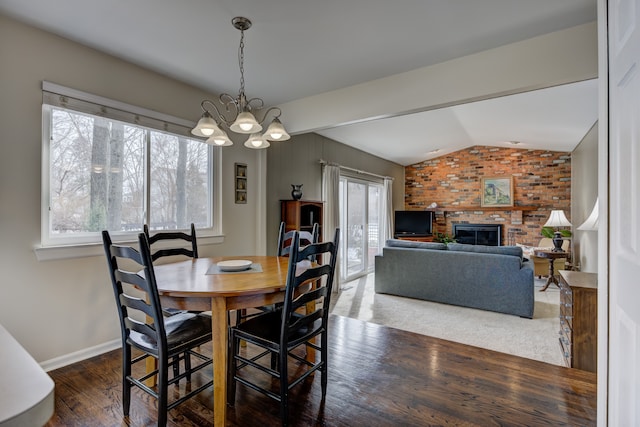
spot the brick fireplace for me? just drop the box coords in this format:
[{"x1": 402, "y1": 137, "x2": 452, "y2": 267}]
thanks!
[{"x1": 404, "y1": 145, "x2": 571, "y2": 246}]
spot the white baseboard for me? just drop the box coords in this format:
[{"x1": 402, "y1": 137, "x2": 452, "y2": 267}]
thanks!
[{"x1": 40, "y1": 339, "x2": 121, "y2": 372}]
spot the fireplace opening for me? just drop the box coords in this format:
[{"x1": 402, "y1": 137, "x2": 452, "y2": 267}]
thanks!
[{"x1": 453, "y1": 224, "x2": 502, "y2": 246}]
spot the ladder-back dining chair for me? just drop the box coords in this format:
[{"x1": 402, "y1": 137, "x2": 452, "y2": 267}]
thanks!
[
  {"x1": 277, "y1": 221, "x2": 320, "y2": 257},
  {"x1": 228, "y1": 228, "x2": 340, "y2": 426},
  {"x1": 143, "y1": 223, "x2": 198, "y2": 261},
  {"x1": 235, "y1": 221, "x2": 321, "y2": 325},
  {"x1": 102, "y1": 231, "x2": 213, "y2": 427},
  {"x1": 144, "y1": 223, "x2": 201, "y2": 317}
]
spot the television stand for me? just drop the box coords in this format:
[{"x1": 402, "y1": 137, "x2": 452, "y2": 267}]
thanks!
[{"x1": 394, "y1": 234, "x2": 434, "y2": 242}]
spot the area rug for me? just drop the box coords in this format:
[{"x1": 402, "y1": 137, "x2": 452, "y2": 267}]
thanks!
[{"x1": 329, "y1": 274, "x2": 564, "y2": 366}]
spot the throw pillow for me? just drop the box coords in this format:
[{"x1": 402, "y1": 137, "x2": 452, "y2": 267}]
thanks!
[{"x1": 516, "y1": 243, "x2": 535, "y2": 257}]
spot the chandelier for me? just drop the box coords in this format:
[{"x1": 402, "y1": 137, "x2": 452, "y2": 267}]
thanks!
[{"x1": 191, "y1": 17, "x2": 290, "y2": 149}]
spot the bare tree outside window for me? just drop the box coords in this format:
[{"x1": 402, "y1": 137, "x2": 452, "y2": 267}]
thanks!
[
  {"x1": 149, "y1": 133, "x2": 209, "y2": 230},
  {"x1": 48, "y1": 107, "x2": 211, "y2": 238}
]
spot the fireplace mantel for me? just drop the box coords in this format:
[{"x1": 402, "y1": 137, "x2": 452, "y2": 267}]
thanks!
[
  {"x1": 431, "y1": 206, "x2": 537, "y2": 213},
  {"x1": 428, "y1": 206, "x2": 539, "y2": 241}
]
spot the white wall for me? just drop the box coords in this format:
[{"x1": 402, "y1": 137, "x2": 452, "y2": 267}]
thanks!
[
  {"x1": 572, "y1": 123, "x2": 599, "y2": 273},
  {"x1": 0, "y1": 14, "x2": 264, "y2": 365}
]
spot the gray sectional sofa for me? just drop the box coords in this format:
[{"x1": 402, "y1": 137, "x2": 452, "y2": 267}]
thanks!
[{"x1": 374, "y1": 239, "x2": 535, "y2": 318}]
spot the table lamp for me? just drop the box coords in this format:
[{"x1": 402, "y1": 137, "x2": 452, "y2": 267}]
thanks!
[
  {"x1": 544, "y1": 210, "x2": 572, "y2": 252},
  {"x1": 577, "y1": 198, "x2": 599, "y2": 231}
]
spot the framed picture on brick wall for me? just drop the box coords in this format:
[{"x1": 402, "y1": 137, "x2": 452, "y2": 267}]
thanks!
[{"x1": 481, "y1": 176, "x2": 513, "y2": 207}]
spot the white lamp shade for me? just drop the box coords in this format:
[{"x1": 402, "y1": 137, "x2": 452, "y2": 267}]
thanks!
[
  {"x1": 544, "y1": 210, "x2": 572, "y2": 228},
  {"x1": 230, "y1": 111, "x2": 262, "y2": 134},
  {"x1": 577, "y1": 198, "x2": 599, "y2": 231},
  {"x1": 205, "y1": 129, "x2": 233, "y2": 147},
  {"x1": 191, "y1": 112, "x2": 221, "y2": 137},
  {"x1": 264, "y1": 117, "x2": 290, "y2": 141},
  {"x1": 243, "y1": 133, "x2": 270, "y2": 149}
]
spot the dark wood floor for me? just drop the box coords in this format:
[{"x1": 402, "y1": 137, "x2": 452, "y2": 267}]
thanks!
[{"x1": 44, "y1": 315, "x2": 596, "y2": 426}]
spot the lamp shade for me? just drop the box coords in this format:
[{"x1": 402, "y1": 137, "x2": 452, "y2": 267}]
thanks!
[
  {"x1": 191, "y1": 111, "x2": 220, "y2": 137},
  {"x1": 205, "y1": 129, "x2": 233, "y2": 147},
  {"x1": 577, "y1": 198, "x2": 599, "y2": 231},
  {"x1": 264, "y1": 117, "x2": 290, "y2": 141},
  {"x1": 544, "y1": 210, "x2": 572, "y2": 228},
  {"x1": 230, "y1": 111, "x2": 262, "y2": 134},
  {"x1": 243, "y1": 133, "x2": 270, "y2": 149}
]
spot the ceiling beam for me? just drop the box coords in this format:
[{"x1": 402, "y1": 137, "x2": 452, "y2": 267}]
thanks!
[{"x1": 280, "y1": 22, "x2": 597, "y2": 136}]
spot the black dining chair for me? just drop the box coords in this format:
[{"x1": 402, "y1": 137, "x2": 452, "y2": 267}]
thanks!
[
  {"x1": 144, "y1": 223, "x2": 201, "y2": 317},
  {"x1": 143, "y1": 223, "x2": 199, "y2": 261},
  {"x1": 277, "y1": 221, "x2": 320, "y2": 257},
  {"x1": 102, "y1": 231, "x2": 213, "y2": 427},
  {"x1": 227, "y1": 228, "x2": 340, "y2": 426},
  {"x1": 235, "y1": 221, "x2": 321, "y2": 326}
]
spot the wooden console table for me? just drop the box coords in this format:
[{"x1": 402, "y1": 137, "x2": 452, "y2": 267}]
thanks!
[
  {"x1": 558, "y1": 270, "x2": 597, "y2": 372},
  {"x1": 395, "y1": 235, "x2": 434, "y2": 242}
]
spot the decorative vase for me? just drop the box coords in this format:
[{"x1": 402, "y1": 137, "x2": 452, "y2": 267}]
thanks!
[{"x1": 291, "y1": 184, "x2": 303, "y2": 200}]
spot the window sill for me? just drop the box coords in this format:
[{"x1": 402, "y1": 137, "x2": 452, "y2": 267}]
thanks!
[{"x1": 34, "y1": 234, "x2": 225, "y2": 261}]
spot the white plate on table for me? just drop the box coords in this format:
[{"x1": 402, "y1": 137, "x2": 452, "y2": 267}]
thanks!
[{"x1": 217, "y1": 259, "x2": 253, "y2": 272}]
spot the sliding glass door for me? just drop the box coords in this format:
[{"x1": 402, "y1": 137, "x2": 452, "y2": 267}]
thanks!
[{"x1": 339, "y1": 176, "x2": 383, "y2": 282}]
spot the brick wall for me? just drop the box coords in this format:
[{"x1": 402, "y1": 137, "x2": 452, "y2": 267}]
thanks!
[{"x1": 404, "y1": 145, "x2": 571, "y2": 246}]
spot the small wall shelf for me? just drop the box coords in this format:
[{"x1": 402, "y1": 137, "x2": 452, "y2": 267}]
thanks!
[{"x1": 235, "y1": 163, "x2": 247, "y2": 204}]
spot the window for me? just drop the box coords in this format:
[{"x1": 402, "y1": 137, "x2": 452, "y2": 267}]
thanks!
[{"x1": 41, "y1": 83, "x2": 216, "y2": 247}]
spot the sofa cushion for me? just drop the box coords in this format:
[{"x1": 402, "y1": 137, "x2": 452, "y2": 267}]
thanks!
[
  {"x1": 516, "y1": 243, "x2": 535, "y2": 257},
  {"x1": 516, "y1": 243, "x2": 554, "y2": 258},
  {"x1": 386, "y1": 239, "x2": 447, "y2": 250},
  {"x1": 446, "y1": 242, "x2": 523, "y2": 259}
]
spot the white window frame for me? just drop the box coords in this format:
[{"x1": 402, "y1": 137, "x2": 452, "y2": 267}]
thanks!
[{"x1": 36, "y1": 82, "x2": 223, "y2": 260}]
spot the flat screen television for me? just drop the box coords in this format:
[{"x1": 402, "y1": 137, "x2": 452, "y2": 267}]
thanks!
[{"x1": 394, "y1": 210, "x2": 433, "y2": 236}]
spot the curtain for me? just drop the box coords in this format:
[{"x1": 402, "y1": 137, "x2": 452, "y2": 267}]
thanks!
[
  {"x1": 382, "y1": 177, "x2": 393, "y2": 247},
  {"x1": 322, "y1": 164, "x2": 341, "y2": 291}
]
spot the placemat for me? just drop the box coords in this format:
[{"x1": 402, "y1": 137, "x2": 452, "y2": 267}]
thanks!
[{"x1": 206, "y1": 263, "x2": 263, "y2": 275}]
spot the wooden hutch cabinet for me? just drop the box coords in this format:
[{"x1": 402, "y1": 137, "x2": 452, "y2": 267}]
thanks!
[
  {"x1": 280, "y1": 200, "x2": 323, "y2": 236},
  {"x1": 558, "y1": 270, "x2": 598, "y2": 372}
]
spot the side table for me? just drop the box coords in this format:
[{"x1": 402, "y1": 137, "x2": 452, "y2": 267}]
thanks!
[{"x1": 533, "y1": 250, "x2": 568, "y2": 291}]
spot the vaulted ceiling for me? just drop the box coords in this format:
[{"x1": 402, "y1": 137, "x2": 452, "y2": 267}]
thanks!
[{"x1": 0, "y1": 0, "x2": 598, "y2": 165}]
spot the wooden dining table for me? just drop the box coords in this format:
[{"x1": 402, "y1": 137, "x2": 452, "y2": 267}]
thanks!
[{"x1": 152, "y1": 255, "x2": 308, "y2": 427}]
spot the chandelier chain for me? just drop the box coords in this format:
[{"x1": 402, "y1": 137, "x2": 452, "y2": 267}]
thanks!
[{"x1": 238, "y1": 29, "x2": 245, "y2": 103}]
